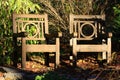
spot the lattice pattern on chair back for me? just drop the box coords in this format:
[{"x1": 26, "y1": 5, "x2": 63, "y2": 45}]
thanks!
[
  {"x1": 69, "y1": 14, "x2": 105, "y2": 40},
  {"x1": 13, "y1": 13, "x2": 48, "y2": 40}
]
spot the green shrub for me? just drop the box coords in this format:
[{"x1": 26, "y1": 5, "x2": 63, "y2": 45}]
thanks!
[
  {"x1": 0, "y1": 0, "x2": 40, "y2": 65},
  {"x1": 35, "y1": 72, "x2": 71, "y2": 80},
  {"x1": 113, "y1": 5, "x2": 120, "y2": 42}
]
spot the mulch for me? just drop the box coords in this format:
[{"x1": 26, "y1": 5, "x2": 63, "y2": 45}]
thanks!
[{"x1": 0, "y1": 53, "x2": 120, "y2": 80}]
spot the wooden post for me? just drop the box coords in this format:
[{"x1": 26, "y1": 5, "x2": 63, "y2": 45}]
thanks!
[
  {"x1": 73, "y1": 38, "x2": 77, "y2": 67},
  {"x1": 55, "y1": 38, "x2": 60, "y2": 68},
  {"x1": 45, "y1": 53, "x2": 49, "y2": 67},
  {"x1": 70, "y1": 38, "x2": 73, "y2": 66},
  {"x1": 70, "y1": 14, "x2": 73, "y2": 34},
  {"x1": 107, "y1": 38, "x2": 111, "y2": 63},
  {"x1": 102, "y1": 39, "x2": 107, "y2": 60},
  {"x1": 102, "y1": 52, "x2": 107, "y2": 60},
  {"x1": 22, "y1": 38, "x2": 26, "y2": 69},
  {"x1": 13, "y1": 34, "x2": 18, "y2": 67}
]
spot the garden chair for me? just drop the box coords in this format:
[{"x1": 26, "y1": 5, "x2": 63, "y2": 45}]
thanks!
[
  {"x1": 13, "y1": 13, "x2": 60, "y2": 69},
  {"x1": 69, "y1": 14, "x2": 112, "y2": 67}
]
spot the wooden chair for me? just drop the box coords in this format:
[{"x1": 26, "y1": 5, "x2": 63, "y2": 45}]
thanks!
[
  {"x1": 13, "y1": 13, "x2": 60, "y2": 69},
  {"x1": 69, "y1": 14, "x2": 112, "y2": 67}
]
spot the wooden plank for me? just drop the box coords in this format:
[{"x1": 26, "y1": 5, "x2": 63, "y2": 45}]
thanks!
[
  {"x1": 71, "y1": 14, "x2": 105, "y2": 20},
  {"x1": 45, "y1": 13, "x2": 49, "y2": 34},
  {"x1": 55, "y1": 38, "x2": 60, "y2": 68},
  {"x1": 77, "y1": 37, "x2": 94, "y2": 40},
  {"x1": 73, "y1": 21, "x2": 95, "y2": 23},
  {"x1": 16, "y1": 20, "x2": 45, "y2": 23},
  {"x1": 102, "y1": 52, "x2": 107, "y2": 59},
  {"x1": 76, "y1": 44, "x2": 108, "y2": 52},
  {"x1": 21, "y1": 38, "x2": 45, "y2": 40},
  {"x1": 22, "y1": 38, "x2": 26, "y2": 69},
  {"x1": 17, "y1": 38, "x2": 46, "y2": 41},
  {"x1": 13, "y1": 14, "x2": 17, "y2": 33},
  {"x1": 107, "y1": 38, "x2": 112, "y2": 63},
  {"x1": 70, "y1": 14, "x2": 73, "y2": 34},
  {"x1": 26, "y1": 45, "x2": 56, "y2": 52},
  {"x1": 73, "y1": 38, "x2": 77, "y2": 67},
  {"x1": 13, "y1": 13, "x2": 47, "y2": 18},
  {"x1": 102, "y1": 40, "x2": 107, "y2": 59}
]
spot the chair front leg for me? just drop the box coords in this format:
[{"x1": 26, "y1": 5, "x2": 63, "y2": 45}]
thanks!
[{"x1": 22, "y1": 38, "x2": 26, "y2": 69}]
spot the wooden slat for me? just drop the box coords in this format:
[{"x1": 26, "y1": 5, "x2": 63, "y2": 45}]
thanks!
[
  {"x1": 17, "y1": 37, "x2": 45, "y2": 40},
  {"x1": 71, "y1": 14, "x2": 105, "y2": 20},
  {"x1": 55, "y1": 38, "x2": 60, "y2": 67},
  {"x1": 73, "y1": 21, "x2": 95, "y2": 23},
  {"x1": 107, "y1": 38, "x2": 112, "y2": 63},
  {"x1": 22, "y1": 38, "x2": 26, "y2": 69},
  {"x1": 70, "y1": 14, "x2": 73, "y2": 34},
  {"x1": 13, "y1": 14, "x2": 17, "y2": 33},
  {"x1": 74, "y1": 21, "x2": 77, "y2": 32},
  {"x1": 16, "y1": 20, "x2": 45, "y2": 23},
  {"x1": 77, "y1": 38, "x2": 93, "y2": 40},
  {"x1": 41, "y1": 22, "x2": 44, "y2": 38},
  {"x1": 26, "y1": 45, "x2": 56, "y2": 52},
  {"x1": 76, "y1": 44, "x2": 108, "y2": 52},
  {"x1": 13, "y1": 13, "x2": 47, "y2": 18},
  {"x1": 45, "y1": 13, "x2": 49, "y2": 34}
]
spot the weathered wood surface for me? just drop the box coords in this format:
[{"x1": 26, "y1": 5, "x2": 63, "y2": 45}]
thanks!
[
  {"x1": 69, "y1": 14, "x2": 112, "y2": 67},
  {"x1": 13, "y1": 13, "x2": 60, "y2": 69}
]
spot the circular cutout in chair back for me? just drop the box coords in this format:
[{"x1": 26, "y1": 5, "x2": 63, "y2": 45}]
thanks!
[{"x1": 80, "y1": 22, "x2": 96, "y2": 38}]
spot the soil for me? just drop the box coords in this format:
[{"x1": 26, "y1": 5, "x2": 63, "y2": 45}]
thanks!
[
  {"x1": 17, "y1": 53, "x2": 99, "y2": 73},
  {"x1": 23, "y1": 52, "x2": 120, "y2": 80},
  {"x1": 0, "y1": 52, "x2": 120, "y2": 80}
]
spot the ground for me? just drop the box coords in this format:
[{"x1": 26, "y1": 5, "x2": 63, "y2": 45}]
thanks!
[
  {"x1": 0, "y1": 52, "x2": 120, "y2": 80},
  {"x1": 19, "y1": 52, "x2": 120, "y2": 79}
]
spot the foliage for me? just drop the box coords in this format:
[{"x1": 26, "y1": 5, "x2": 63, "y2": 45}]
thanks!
[
  {"x1": 31, "y1": 0, "x2": 96, "y2": 44},
  {"x1": 0, "y1": 0, "x2": 40, "y2": 65},
  {"x1": 33, "y1": 0, "x2": 94, "y2": 31},
  {"x1": 113, "y1": 5, "x2": 120, "y2": 42},
  {"x1": 35, "y1": 71, "x2": 71, "y2": 80},
  {"x1": 92, "y1": 0, "x2": 109, "y2": 14},
  {"x1": 0, "y1": 0, "x2": 119, "y2": 65}
]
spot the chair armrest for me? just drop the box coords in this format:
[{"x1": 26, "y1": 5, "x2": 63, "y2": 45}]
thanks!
[
  {"x1": 108, "y1": 32, "x2": 112, "y2": 38},
  {"x1": 69, "y1": 33, "x2": 76, "y2": 38},
  {"x1": 58, "y1": 32, "x2": 62, "y2": 37},
  {"x1": 45, "y1": 32, "x2": 62, "y2": 38},
  {"x1": 45, "y1": 32, "x2": 62, "y2": 44},
  {"x1": 13, "y1": 32, "x2": 28, "y2": 37}
]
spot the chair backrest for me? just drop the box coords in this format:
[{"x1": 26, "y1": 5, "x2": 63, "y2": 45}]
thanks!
[
  {"x1": 13, "y1": 13, "x2": 48, "y2": 40},
  {"x1": 69, "y1": 14, "x2": 105, "y2": 40}
]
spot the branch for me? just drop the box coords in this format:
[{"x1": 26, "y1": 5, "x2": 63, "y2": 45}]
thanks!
[{"x1": 38, "y1": 0, "x2": 67, "y2": 30}]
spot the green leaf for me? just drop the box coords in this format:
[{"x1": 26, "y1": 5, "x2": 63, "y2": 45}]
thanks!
[{"x1": 35, "y1": 75, "x2": 43, "y2": 80}]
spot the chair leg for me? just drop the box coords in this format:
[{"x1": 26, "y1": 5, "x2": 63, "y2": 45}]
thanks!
[
  {"x1": 107, "y1": 38, "x2": 112, "y2": 63},
  {"x1": 45, "y1": 53, "x2": 49, "y2": 66},
  {"x1": 55, "y1": 52, "x2": 60, "y2": 68},
  {"x1": 22, "y1": 38, "x2": 26, "y2": 69},
  {"x1": 73, "y1": 38, "x2": 77, "y2": 67},
  {"x1": 13, "y1": 36, "x2": 18, "y2": 67},
  {"x1": 55, "y1": 38, "x2": 60, "y2": 68},
  {"x1": 73, "y1": 52, "x2": 77, "y2": 67}
]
